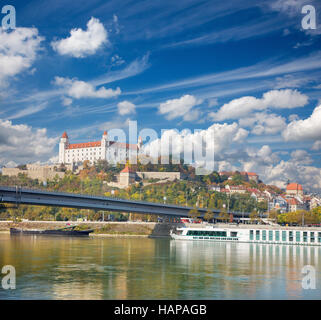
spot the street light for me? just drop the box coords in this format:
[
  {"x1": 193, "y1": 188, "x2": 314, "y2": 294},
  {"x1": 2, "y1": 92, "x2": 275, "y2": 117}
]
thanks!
[{"x1": 163, "y1": 196, "x2": 167, "y2": 204}]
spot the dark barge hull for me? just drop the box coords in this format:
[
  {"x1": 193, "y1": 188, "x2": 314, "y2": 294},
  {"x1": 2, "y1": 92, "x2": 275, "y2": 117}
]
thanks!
[{"x1": 10, "y1": 227, "x2": 93, "y2": 236}]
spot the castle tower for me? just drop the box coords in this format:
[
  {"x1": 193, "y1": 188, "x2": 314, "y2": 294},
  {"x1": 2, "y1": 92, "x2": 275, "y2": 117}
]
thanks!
[
  {"x1": 101, "y1": 131, "x2": 108, "y2": 160},
  {"x1": 119, "y1": 164, "x2": 136, "y2": 187},
  {"x1": 59, "y1": 132, "x2": 69, "y2": 163}
]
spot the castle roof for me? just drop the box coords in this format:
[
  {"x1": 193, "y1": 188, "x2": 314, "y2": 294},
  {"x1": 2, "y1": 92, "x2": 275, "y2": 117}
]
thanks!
[
  {"x1": 103, "y1": 131, "x2": 107, "y2": 135},
  {"x1": 62, "y1": 131, "x2": 68, "y2": 138},
  {"x1": 286, "y1": 183, "x2": 303, "y2": 191},
  {"x1": 67, "y1": 141, "x2": 101, "y2": 149},
  {"x1": 121, "y1": 165, "x2": 135, "y2": 173}
]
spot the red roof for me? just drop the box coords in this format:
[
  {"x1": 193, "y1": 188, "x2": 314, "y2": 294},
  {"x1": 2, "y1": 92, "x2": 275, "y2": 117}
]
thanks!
[
  {"x1": 62, "y1": 131, "x2": 68, "y2": 138},
  {"x1": 67, "y1": 141, "x2": 101, "y2": 149},
  {"x1": 286, "y1": 183, "x2": 303, "y2": 191},
  {"x1": 103, "y1": 131, "x2": 107, "y2": 135},
  {"x1": 121, "y1": 165, "x2": 135, "y2": 173},
  {"x1": 287, "y1": 198, "x2": 299, "y2": 205}
]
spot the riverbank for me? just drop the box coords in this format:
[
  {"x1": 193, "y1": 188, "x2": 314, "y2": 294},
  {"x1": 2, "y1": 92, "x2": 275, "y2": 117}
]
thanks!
[{"x1": 0, "y1": 221, "x2": 178, "y2": 237}]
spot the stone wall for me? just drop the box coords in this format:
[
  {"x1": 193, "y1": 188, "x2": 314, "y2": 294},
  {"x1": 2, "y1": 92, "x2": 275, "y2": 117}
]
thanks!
[
  {"x1": 2, "y1": 165, "x2": 65, "y2": 182},
  {"x1": 136, "y1": 172, "x2": 181, "y2": 181}
]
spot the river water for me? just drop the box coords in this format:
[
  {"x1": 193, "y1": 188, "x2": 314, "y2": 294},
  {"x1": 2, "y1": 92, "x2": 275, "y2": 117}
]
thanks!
[{"x1": 0, "y1": 233, "x2": 320, "y2": 299}]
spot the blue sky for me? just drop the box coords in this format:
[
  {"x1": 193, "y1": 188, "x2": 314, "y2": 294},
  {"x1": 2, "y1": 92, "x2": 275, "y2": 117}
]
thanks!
[{"x1": 1, "y1": 0, "x2": 321, "y2": 190}]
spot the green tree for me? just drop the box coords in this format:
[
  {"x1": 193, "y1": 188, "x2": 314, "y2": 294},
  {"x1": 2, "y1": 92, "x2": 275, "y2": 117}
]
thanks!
[
  {"x1": 188, "y1": 208, "x2": 199, "y2": 220},
  {"x1": 204, "y1": 209, "x2": 214, "y2": 222}
]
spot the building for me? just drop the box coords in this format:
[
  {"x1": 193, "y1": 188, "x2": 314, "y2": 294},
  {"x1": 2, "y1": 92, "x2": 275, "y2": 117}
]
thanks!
[
  {"x1": 241, "y1": 172, "x2": 259, "y2": 183},
  {"x1": 225, "y1": 184, "x2": 247, "y2": 194},
  {"x1": 286, "y1": 183, "x2": 303, "y2": 197},
  {"x1": 286, "y1": 197, "x2": 307, "y2": 212},
  {"x1": 107, "y1": 166, "x2": 182, "y2": 189},
  {"x1": 118, "y1": 165, "x2": 137, "y2": 187},
  {"x1": 58, "y1": 131, "x2": 143, "y2": 164},
  {"x1": 219, "y1": 171, "x2": 259, "y2": 183},
  {"x1": 268, "y1": 195, "x2": 288, "y2": 213}
]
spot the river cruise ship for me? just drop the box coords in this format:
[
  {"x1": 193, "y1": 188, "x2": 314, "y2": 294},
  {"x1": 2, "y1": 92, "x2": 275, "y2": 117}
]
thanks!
[{"x1": 170, "y1": 226, "x2": 321, "y2": 246}]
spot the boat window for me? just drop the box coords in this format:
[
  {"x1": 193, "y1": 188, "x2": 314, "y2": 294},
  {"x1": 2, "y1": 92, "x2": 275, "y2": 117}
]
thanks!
[
  {"x1": 296, "y1": 231, "x2": 301, "y2": 242},
  {"x1": 318, "y1": 232, "x2": 321, "y2": 243},
  {"x1": 289, "y1": 231, "x2": 293, "y2": 242},
  {"x1": 250, "y1": 230, "x2": 254, "y2": 240},
  {"x1": 262, "y1": 230, "x2": 266, "y2": 241},
  {"x1": 256, "y1": 230, "x2": 260, "y2": 241},
  {"x1": 282, "y1": 231, "x2": 286, "y2": 241},
  {"x1": 275, "y1": 231, "x2": 280, "y2": 241},
  {"x1": 303, "y1": 232, "x2": 308, "y2": 242},
  {"x1": 310, "y1": 232, "x2": 315, "y2": 243},
  {"x1": 269, "y1": 231, "x2": 273, "y2": 241},
  {"x1": 230, "y1": 232, "x2": 237, "y2": 237}
]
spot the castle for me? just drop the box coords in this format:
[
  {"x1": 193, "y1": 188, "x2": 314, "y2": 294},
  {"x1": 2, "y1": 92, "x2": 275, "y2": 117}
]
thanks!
[{"x1": 58, "y1": 131, "x2": 143, "y2": 164}]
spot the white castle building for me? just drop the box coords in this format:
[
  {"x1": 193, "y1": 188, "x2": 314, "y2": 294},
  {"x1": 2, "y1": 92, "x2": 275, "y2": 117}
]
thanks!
[{"x1": 58, "y1": 131, "x2": 143, "y2": 164}]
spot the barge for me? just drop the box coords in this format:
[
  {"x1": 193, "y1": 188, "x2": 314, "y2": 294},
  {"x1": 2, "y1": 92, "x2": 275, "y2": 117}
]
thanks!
[{"x1": 10, "y1": 225, "x2": 93, "y2": 236}]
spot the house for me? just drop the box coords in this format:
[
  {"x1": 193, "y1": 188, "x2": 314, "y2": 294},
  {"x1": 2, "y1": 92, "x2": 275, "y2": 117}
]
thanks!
[
  {"x1": 286, "y1": 183, "x2": 303, "y2": 197},
  {"x1": 268, "y1": 195, "x2": 288, "y2": 213},
  {"x1": 286, "y1": 197, "x2": 307, "y2": 212},
  {"x1": 225, "y1": 184, "x2": 247, "y2": 194}
]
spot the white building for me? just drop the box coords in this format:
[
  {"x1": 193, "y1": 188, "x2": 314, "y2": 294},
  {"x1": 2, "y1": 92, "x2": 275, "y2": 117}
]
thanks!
[{"x1": 58, "y1": 131, "x2": 143, "y2": 164}]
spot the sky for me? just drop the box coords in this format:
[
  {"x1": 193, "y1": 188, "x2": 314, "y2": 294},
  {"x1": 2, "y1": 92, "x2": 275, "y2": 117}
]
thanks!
[{"x1": 1, "y1": 0, "x2": 321, "y2": 191}]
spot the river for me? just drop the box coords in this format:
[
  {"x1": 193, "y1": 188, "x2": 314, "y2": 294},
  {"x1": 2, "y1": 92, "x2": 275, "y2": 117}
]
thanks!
[{"x1": 0, "y1": 233, "x2": 320, "y2": 299}]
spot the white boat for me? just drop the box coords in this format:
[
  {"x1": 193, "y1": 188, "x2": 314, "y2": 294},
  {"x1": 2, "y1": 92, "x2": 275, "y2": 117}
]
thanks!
[{"x1": 170, "y1": 225, "x2": 321, "y2": 246}]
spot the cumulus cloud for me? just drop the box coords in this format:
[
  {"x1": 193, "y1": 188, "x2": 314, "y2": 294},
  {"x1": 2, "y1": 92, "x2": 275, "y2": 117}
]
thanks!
[
  {"x1": 53, "y1": 76, "x2": 121, "y2": 99},
  {"x1": 117, "y1": 101, "x2": 136, "y2": 115},
  {"x1": 0, "y1": 119, "x2": 57, "y2": 166},
  {"x1": 158, "y1": 94, "x2": 203, "y2": 121},
  {"x1": 239, "y1": 112, "x2": 287, "y2": 135},
  {"x1": 282, "y1": 104, "x2": 321, "y2": 141},
  {"x1": 142, "y1": 122, "x2": 248, "y2": 166},
  {"x1": 210, "y1": 89, "x2": 308, "y2": 121},
  {"x1": 0, "y1": 27, "x2": 44, "y2": 87},
  {"x1": 51, "y1": 17, "x2": 108, "y2": 58},
  {"x1": 263, "y1": 160, "x2": 321, "y2": 191},
  {"x1": 312, "y1": 140, "x2": 321, "y2": 150}
]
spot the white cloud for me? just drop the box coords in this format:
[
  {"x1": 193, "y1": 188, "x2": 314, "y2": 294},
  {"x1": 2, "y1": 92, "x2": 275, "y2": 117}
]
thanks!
[
  {"x1": 210, "y1": 89, "x2": 308, "y2": 121},
  {"x1": 8, "y1": 103, "x2": 47, "y2": 120},
  {"x1": 143, "y1": 122, "x2": 248, "y2": 163},
  {"x1": 51, "y1": 17, "x2": 108, "y2": 58},
  {"x1": 239, "y1": 112, "x2": 287, "y2": 135},
  {"x1": 312, "y1": 140, "x2": 321, "y2": 150},
  {"x1": 53, "y1": 76, "x2": 121, "y2": 99},
  {"x1": 283, "y1": 105, "x2": 321, "y2": 141},
  {"x1": 263, "y1": 160, "x2": 321, "y2": 191},
  {"x1": 0, "y1": 119, "x2": 57, "y2": 166},
  {"x1": 158, "y1": 94, "x2": 203, "y2": 121},
  {"x1": 117, "y1": 101, "x2": 136, "y2": 115},
  {"x1": 269, "y1": 0, "x2": 308, "y2": 17},
  {"x1": 290, "y1": 149, "x2": 312, "y2": 164},
  {"x1": 0, "y1": 27, "x2": 44, "y2": 87},
  {"x1": 62, "y1": 97, "x2": 72, "y2": 106}
]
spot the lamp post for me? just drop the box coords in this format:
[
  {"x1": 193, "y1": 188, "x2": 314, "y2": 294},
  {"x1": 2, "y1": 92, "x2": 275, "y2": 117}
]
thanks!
[{"x1": 163, "y1": 196, "x2": 167, "y2": 204}]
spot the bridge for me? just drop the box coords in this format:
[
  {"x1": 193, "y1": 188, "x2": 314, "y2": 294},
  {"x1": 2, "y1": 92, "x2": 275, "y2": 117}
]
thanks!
[{"x1": 0, "y1": 186, "x2": 257, "y2": 219}]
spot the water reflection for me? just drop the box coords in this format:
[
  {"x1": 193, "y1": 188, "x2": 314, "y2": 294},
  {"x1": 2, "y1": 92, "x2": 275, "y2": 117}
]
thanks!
[
  {"x1": 170, "y1": 241, "x2": 321, "y2": 299},
  {"x1": 0, "y1": 234, "x2": 320, "y2": 299}
]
